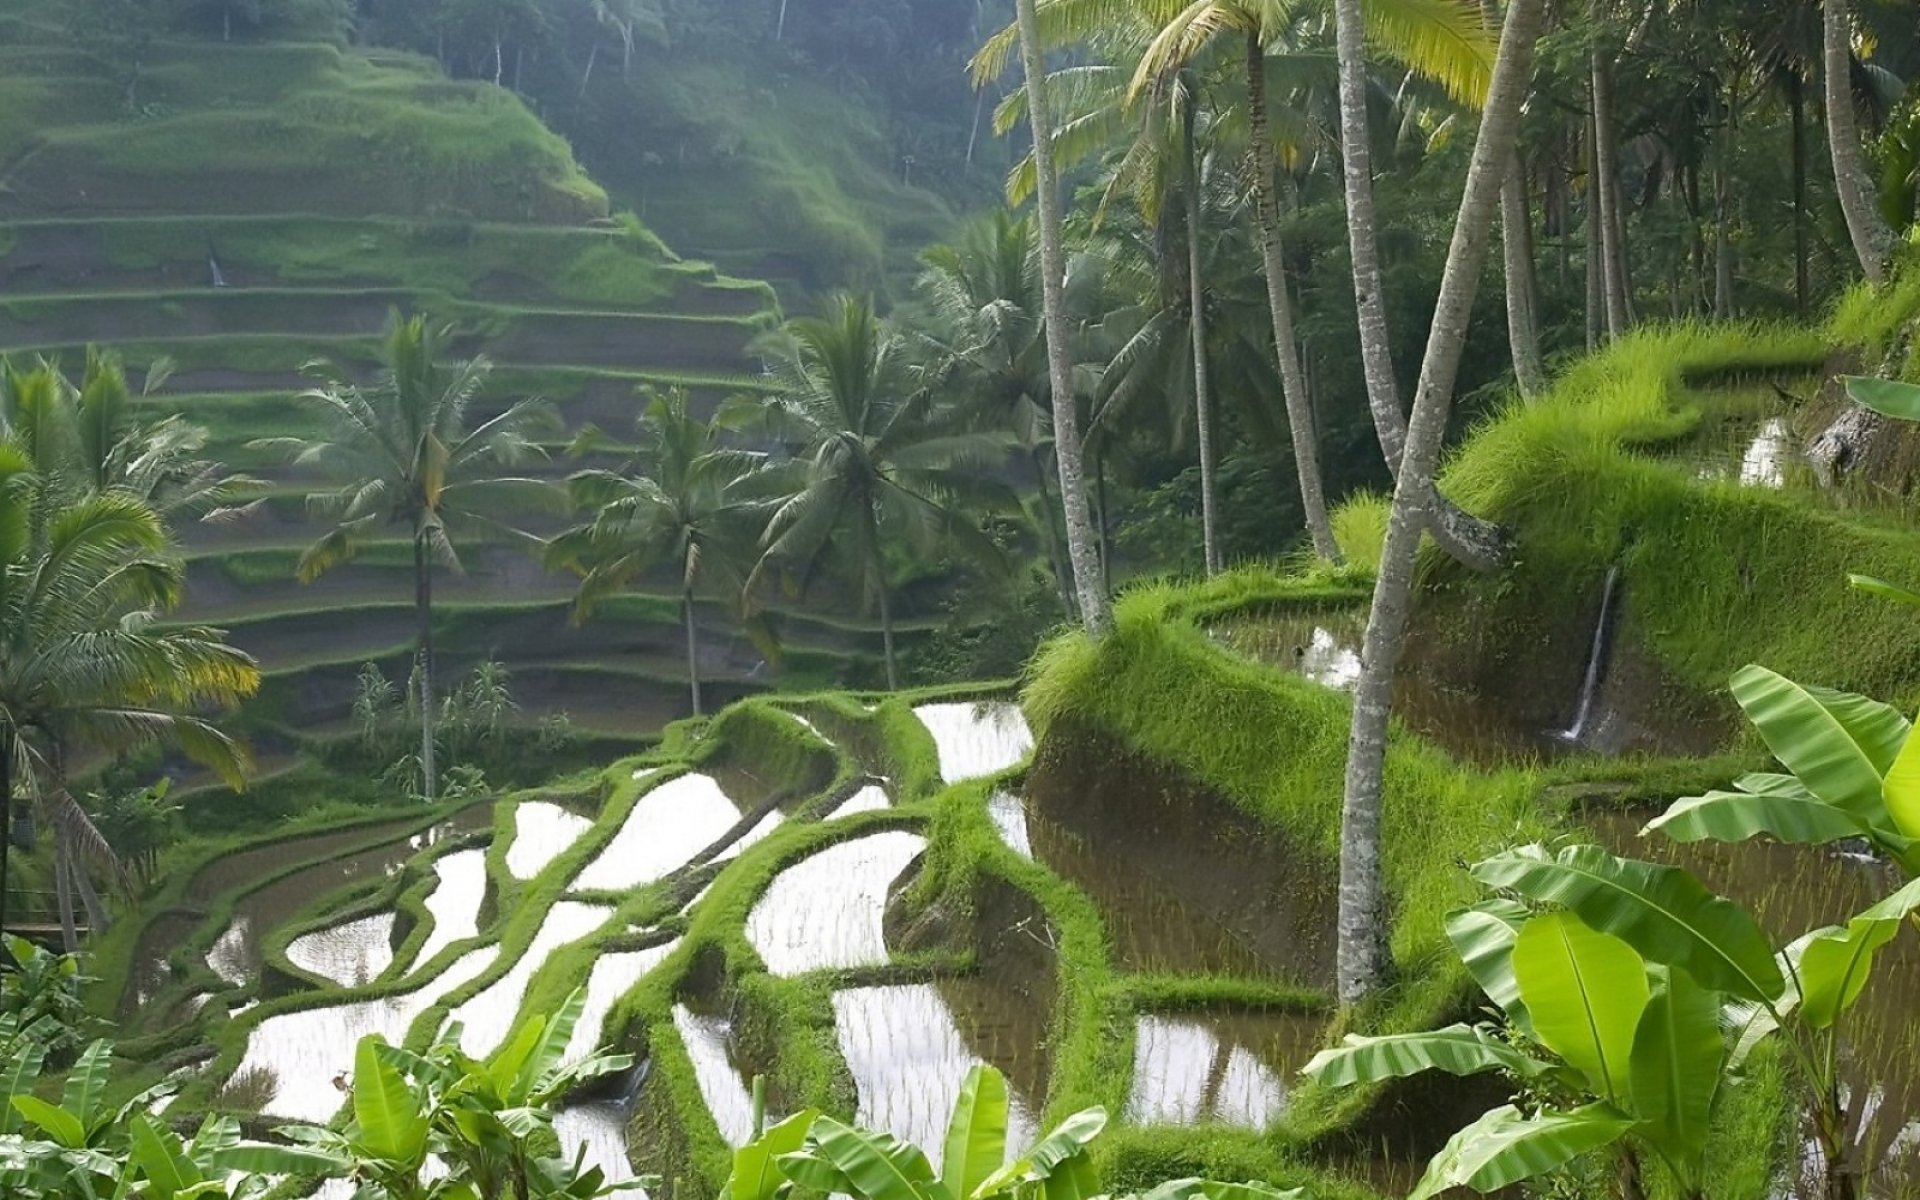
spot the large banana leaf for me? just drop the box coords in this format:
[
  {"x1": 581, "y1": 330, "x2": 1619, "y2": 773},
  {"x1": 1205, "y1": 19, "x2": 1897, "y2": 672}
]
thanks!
[
  {"x1": 1847, "y1": 573, "x2": 1920, "y2": 610},
  {"x1": 972, "y1": 1107, "x2": 1107, "y2": 1200},
  {"x1": 1646, "y1": 781, "x2": 1871, "y2": 848},
  {"x1": 129, "y1": 1115, "x2": 203, "y2": 1200},
  {"x1": 62, "y1": 1039, "x2": 111, "y2": 1131},
  {"x1": 778, "y1": 1116, "x2": 946, "y2": 1200},
  {"x1": 1472, "y1": 845, "x2": 1784, "y2": 1003},
  {"x1": 1627, "y1": 966, "x2": 1726, "y2": 1177},
  {"x1": 1513, "y1": 913, "x2": 1648, "y2": 1104},
  {"x1": 1879, "y1": 723, "x2": 1920, "y2": 843},
  {"x1": 1038, "y1": 1151, "x2": 1100, "y2": 1200},
  {"x1": 1784, "y1": 875, "x2": 1920, "y2": 1028},
  {"x1": 943, "y1": 1065, "x2": 1008, "y2": 1200},
  {"x1": 11, "y1": 1095, "x2": 86, "y2": 1149},
  {"x1": 1408, "y1": 1103, "x2": 1636, "y2": 1200},
  {"x1": 352, "y1": 1037, "x2": 430, "y2": 1166},
  {"x1": 517, "y1": 986, "x2": 589, "y2": 1100},
  {"x1": 724, "y1": 1108, "x2": 819, "y2": 1200},
  {"x1": 1843, "y1": 375, "x2": 1920, "y2": 421},
  {"x1": 1730, "y1": 665, "x2": 1908, "y2": 830},
  {"x1": 0, "y1": 1037, "x2": 44, "y2": 1135},
  {"x1": 1300, "y1": 1025, "x2": 1564, "y2": 1088},
  {"x1": 1445, "y1": 900, "x2": 1532, "y2": 1034}
]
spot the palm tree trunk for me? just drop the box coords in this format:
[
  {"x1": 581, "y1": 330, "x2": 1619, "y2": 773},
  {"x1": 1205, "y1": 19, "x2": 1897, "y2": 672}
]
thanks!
[
  {"x1": 1328, "y1": 0, "x2": 1508, "y2": 572},
  {"x1": 414, "y1": 529, "x2": 437, "y2": 803},
  {"x1": 1790, "y1": 71, "x2": 1811, "y2": 318},
  {"x1": 1502, "y1": 150, "x2": 1549, "y2": 397},
  {"x1": 0, "y1": 734, "x2": 12, "y2": 938},
  {"x1": 1585, "y1": 112, "x2": 1603, "y2": 350},
  {"x1": 1246, "y1": 30, "x2": 1340, "y2": 564},
  {"x1": 683, "y1": 588, "x2": 704, "y2": 717},
  {"x1": 1013, "y1": 0, "x2": 1112, "y2": 636},
  {"x1": 1184, "y1": 100, "x2": 1222, "y2": 576},
  {"x1": 1591, "y1": 49, "x2": 1631, "y2": 337},
  {"x1": 1482, "y1": 0, "x2": 1546, "y2": 400},
  {"x1": 1824, "y1": 0, "x2": 1892, "y2": 284},
  {"x1": 1336, "y1": 0, "x2": 1546, "y2": 1005}
]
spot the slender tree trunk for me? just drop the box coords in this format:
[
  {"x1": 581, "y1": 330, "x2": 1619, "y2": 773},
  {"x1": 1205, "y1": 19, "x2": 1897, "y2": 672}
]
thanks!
[
  {"x1": 1329, "y1": 0, "x2": 1508, "y2": 572},
  {"x1": 580, "y1": 42, "x2": 597, "y2": 98},
  {"x1": 777, "y1": 0, "x2": 790, "y2": 40},
  {"x1": 1825, "y1": 0, "x2": 1892, "y2": 283},
  {"x1": 1184, "y1": 102, "x2": 1222, "y2": 575},
  {"x1": 1502, "y1": 150, "x2": 1549, "y2": 397},
  {"x1": 1013, "y1": 0, "x2": 1111, "y2": 635},
  {"x1": 1246, "y1": 31, "x2": 1340, "y2": 563},
  {"x1": 72, "y1": 832, "x2": 108, "y2": 935},
  {"x1": 1591, "y1": 50, "x2": 1631, "y2": 337},
  {"x1": 1483, "y1": 0, "x2": 1547, "y2": 399},
  {"x1": 1586, "y1": 111, "x2": 1604, "y2": 350},
  {"x1": 1790, "y1": 72, "x2": 1811, "y2": 319},
  {"x1": 1336, "y1": 0, "x2": 1546, "y2": 1005},
  {"x1": 1095, "y1": 452, "x2": 1112, "y2": 597},
  {"x1": 683, "y1": 588, "x2": 703, "y2": 717},
  {"x1": 415, "y1": 529, "x2": 437, "y2": 803}
]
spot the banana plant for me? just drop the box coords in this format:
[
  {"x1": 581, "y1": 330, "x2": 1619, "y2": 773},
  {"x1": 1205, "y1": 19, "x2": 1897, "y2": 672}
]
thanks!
[
  {"x1": 761, "y1": 1064, "x2": 1108, "y2": 1200},
  {"x1": 124, "y1": 1112, "x2": 341, "y2": 1200},
  {"x1": 1305, "y1": 844, "x2": 1920, "y2": 1200},
  {"x1": 1645, "y1": 665, "x2": 1920, "y2": 874},
  {"x1": 279, "y1": 987, "x2": 637, "y2": 1200}
]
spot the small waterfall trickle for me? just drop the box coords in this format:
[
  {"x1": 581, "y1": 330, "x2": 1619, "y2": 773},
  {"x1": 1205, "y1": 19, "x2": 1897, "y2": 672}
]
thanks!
[{"x1": 1557, "y1": 565, "x2": 1621, "y2": 745}]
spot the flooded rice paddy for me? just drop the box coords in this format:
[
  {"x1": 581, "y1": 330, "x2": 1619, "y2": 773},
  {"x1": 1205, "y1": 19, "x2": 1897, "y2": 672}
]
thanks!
[
  {"x1": 573, "y1": 773, "x2": 741, "y2": 889},
  {"x1": 744, "y1": 830, "x2": 927, "y2": 974},
  {"x1": 284, "y1": 912, "x2": 395, "y2": 987},
  {"x1": 1124, "y1": 1012, "x2": 1320, "y2": 1128},
  {"x1": 506, "y1": 800, "x2": 595, "y2": 879},
  {"x1": 914, "y1": 701, "x2": 1033, "y2": 783}
]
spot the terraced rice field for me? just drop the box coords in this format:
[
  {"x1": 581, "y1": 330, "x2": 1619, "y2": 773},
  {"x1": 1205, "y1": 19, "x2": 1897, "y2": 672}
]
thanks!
[{"x1": 115, "y1": 690, "x2": 1337, "y2": 1191}]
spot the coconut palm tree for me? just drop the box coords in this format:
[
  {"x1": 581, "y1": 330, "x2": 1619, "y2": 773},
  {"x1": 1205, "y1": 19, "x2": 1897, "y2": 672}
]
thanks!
[
  {"x1": 1334, "y1": 0, "x2": 1547, "y2": 1004},
  {"x1": 258, "y1": 313, "x2": 556, "y2": 802},
  {"x1": 749, "y1": 294, "x2": 1012, "y2": 690},
  {"x1": 999, "y1": 0, "x2": 1114, "y2": 636},
  {"x1": 0, "y1": 355, "x2": 259, "y2": 948},
  {"x1": 0, "y1": 448, "x2": 258, "y2": 949},
  {"x1": 546, "y1": 387, "x2": 772, "y2": 717}
]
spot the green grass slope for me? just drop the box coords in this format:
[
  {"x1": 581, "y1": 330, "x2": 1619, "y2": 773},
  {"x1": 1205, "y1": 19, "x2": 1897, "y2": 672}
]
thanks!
[{"x1": 0, "y1": 0, "x2": 909, "y2": 749}]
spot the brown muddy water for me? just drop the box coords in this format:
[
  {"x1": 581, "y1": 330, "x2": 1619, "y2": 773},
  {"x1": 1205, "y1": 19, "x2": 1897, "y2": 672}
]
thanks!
[{"x1": 1024, "y1": 726, "x2": 1337, "y2": 986}]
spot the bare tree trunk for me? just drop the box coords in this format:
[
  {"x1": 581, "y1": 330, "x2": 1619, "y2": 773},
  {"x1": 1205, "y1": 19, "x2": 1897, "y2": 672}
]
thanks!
[
  {"x1": 1824, "y1": 0, "x2": 1893, "y2": 283},
  {"x1": 1790, "y1": 72, "x2": 1811, "y2": 319},
  {"x1": 1329, "y1": 0, "x2": 1509, "y2": 571},
  {"x1": 1335, "y1": 0, "x2": 1546, "y2": 1005},
  {"x1": 415, "y1": 530, "x2": 437, "y2": 803},
  {"x1": 1502, "y1": 150, "x2": 1549, "y2": 397},
  {"x1": 1185, "y1": 102, "x2": 1222, "y2": 575},
  {"x1": 1030, "y1": 446, "x2": 1078, "y2": 619},
  {"x1": 1246, "y1": 31, "x2": 1340, "y2": 563},
  {"x1": 1586, "y1": 110, "x2": 1603, "y2": 351},
  {"x1": 1591, "y1": 50, "x2": 1631, "y2": 337},
  {"x1": 1014, "y1": 0, "x2": 1112, "y2": 636},
  {"x1": 683, "y1": 588, "x2": 703, "y2": 717}
]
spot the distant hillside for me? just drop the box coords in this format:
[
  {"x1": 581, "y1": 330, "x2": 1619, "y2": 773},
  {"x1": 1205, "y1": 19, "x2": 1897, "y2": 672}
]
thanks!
[{"x1": 0, "y1": 0, "x2": 913, "y2": 761}]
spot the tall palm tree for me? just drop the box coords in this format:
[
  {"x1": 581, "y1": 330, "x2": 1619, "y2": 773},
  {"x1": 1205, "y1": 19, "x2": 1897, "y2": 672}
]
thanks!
[
  {"x1": 546, "y1": 388, "x2": 771, "y2": 717},
  {"x1": 0, "y1": 449, "x2": 258, "y2": 949},
  {"x1": 1004, "y1": 0, "x2": 1114, "y2": 635},
  {"x1": 1334, "y1": 0, "x2": 1546, "y2": 1004},
  {"x1": 258, "y1": 314, "x2": 555, "y2": 802},
  {"x1": 750, "y1": 294, "x2": 1011, "y2": 690}
]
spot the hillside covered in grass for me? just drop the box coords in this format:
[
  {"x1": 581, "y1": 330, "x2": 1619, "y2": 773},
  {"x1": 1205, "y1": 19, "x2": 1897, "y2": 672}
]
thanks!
[{"x1": 0, "y1": 0, "x2": 952, "y2": 803}]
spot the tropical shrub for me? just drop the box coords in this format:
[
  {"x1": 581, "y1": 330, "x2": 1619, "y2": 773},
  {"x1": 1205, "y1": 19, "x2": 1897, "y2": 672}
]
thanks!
[{"x1": 1304, "y1": 843, "x2": 1920, "y2": 1200}]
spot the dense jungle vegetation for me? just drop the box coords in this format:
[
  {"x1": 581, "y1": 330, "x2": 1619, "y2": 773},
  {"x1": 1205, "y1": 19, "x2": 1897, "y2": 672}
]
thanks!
[{"x1": 4, "y1": 0, "x2": 1920, "y2": 1197}]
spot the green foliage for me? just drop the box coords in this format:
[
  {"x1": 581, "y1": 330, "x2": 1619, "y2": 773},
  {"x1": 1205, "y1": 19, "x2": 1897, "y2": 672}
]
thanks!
[{"x1": 0, "y1": 936, "x2": 94, "y2": 1058}]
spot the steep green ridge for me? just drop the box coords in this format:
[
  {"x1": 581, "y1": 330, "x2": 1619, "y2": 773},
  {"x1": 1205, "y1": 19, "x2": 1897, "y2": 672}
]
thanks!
[{"x1": 0, "y1": 0, "x2": 918, "y2": 748}]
